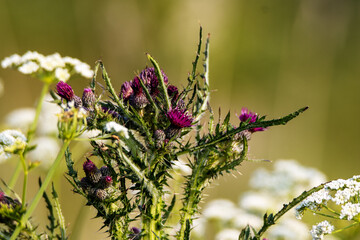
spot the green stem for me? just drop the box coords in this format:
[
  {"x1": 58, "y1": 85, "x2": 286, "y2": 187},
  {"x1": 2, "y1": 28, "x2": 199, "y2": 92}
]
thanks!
[
  {"x1": 178, "y1": 154, "x2": 206, "y2": 239},
  {"x1": 6, "y1": 160, "x2": 22, "y2": 194},
  {"x1": 193, "y1": 33, "x2": 210, "y2": 123},
  {"x1": 144, "y1": 195, "x2": 162, "y2": 240},
  {"x1": 179, "y1": 26, "x2": 202, "y2": 101},
  {"x1": 10, "y1": 139, "x2": 71, "y2": 240},
  {"x1": 27, "y1": 82, "x2": 50, "y2": 143},
  {"x1": 99, "y1": 61, "x2": 127, "y2": 113},
  {"x1": 332, "y1": 221, "x2": 359, "y2": 233},
  {"x1": 147, "y1": 54, "x2": 171, "y2": 111},
  {"x1": 257, "y1": 182, "x2": 327, "y2": 238},
  {"x1": 117, "y1": 149, "x2": 159, "y2": 196},
  {"x1": 176, "y1": 106, "x2": 309, "y2": 156},
  {"x1": 19, "y1": 151, "x2": 28, "y2": 206}
]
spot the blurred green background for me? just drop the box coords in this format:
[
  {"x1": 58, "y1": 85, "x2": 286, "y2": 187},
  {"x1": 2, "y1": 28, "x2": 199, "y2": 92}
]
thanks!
[{"x1": 0, "y1": 0, "x2": 359, "y2": 239}]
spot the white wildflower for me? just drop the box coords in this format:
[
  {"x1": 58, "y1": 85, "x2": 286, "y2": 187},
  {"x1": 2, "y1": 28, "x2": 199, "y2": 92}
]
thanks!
[
  {"x1": 0, "y1": 129, "x2": 27, "y2": 160},
  {"x1": 55, "y1": 68, "x2": 70, "y2": 82},
  {"x1": 18, "y1": 61, "x2": 39, "y2": 74},
  {"x1": 75, "y1": 63, "x2": 94, "y2": 78},
  {"x1": 352, "y1": 175, "x2": 360, "y2": 180},
  {"x1": 203, "y1": 199, "x2": 239, "y2": 221},
  {"x1": 5, "y1": 108, "x2": 36, "y2": 131},
  {"x1": 325, "y1": 179, "x2": 347, "y2": 190},
  {"x1": 310, "y1": 220, "x2": 334, "y2": 240},
  {"x1": 39, "y1": 53, "x2": 65, "y2": 71},
  {"x1": 27, "y1": 137, "x2": 60, "y2": 169},
  {"x1": 1, "y1": 54, "x2": 22, "y2": 68},
  {"x1": 268, "y1": 218, "x2": 310, "y2": 240},
  {"x1": 215, "y1": 229, "x2": 240, "y2": 240},
  {"x1": 21, "y1": 51, "x2": 44, "y2": 62},
  {"x1": 249, "y1": 160, "x2": 326, "y2": 198},
  {"x1": 340, "y1": 202, "x2": 360, "y2": 220},
  {"x1": 332, "y1": 188, "x2": 352, "y2": 205},
  {"x1": 232, "y1": 210, "x2": 262, "y2": 229},
  {"x1": 295, "y1": 189, "x2": 331, "y2": 219},
  {"x1": 63, "y1": 56, "x2": 81, "y2": 66},
  {"x1": 238, "y1": 191, "x2": 277, "y2": 213},
  {"x1": 37, "y1": 94, "x2": 60, "y2": 135},
  {"x1": 104, "y1": 121, "x2": 129, "y2": 139}
]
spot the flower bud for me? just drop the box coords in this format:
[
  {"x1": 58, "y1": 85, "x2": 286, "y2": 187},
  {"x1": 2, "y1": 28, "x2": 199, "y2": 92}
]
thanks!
[
  {"x1": 100, "y1": 166, "x2": 111, "y2": 176},
  {"x1": 120, "y1": 81, "x2": 133, "y2": 101},
  {"x1": 167, "y1": 85, "x2": 178, "y2": 99},
  {"x1": 154, "y1": 129, "x2": 166, "y2": 148},
  {"x1": 80, "y1": 177, "x2": 92, "y2": 192},
  {"x1": 73, "y1": 95, "x2": 83, "y2": 108},
  {"x1": 56, "y1": 81, "x2": 74, "y2": 101},
  {"x1": 82, "y1": 88, "x2": 96, "y2": 109},
  {"x1": 100, "y1": 176, "x2": 113, "y2": 189},
  {"x1": 83, "y1": 158, "x2": 102, "y2": 184},
  {"x1": 95, "y1": 188, "x2": 108, "y2": 201}
]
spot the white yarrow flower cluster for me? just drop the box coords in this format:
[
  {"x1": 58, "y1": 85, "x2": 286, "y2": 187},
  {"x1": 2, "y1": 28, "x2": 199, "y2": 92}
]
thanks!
[
  {"x1": 0, "y1": 129, "x2": 27, "y2": 162},
  {"x1": 1, "y1": 51, "x2": 93, "y2": 82},
  {"x1": 339, "y1": 202, "x2": 360, "y2": 220},
  {"x1": 104, "y1": 121, "x2": 129, "y2": 139},
  {"x1": 310, "y1": 220, "x2": 334, "y2": 240}
]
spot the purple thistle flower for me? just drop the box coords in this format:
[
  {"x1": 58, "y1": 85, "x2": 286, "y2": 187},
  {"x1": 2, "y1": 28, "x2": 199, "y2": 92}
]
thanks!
[
  {"x1": 167, "y1": 85, "x2": 178, "y2": 99},
  {"x1": 239, "y1": 108, "x2": 257, "y2": 123},
  {"x1": 83, "y1": 158, "x2": 97, "y2": 174},
  {"x1": 238, "y1": 107, "x2": 266, "y2": 132},
  {"x1": 139, "y1": 67, "x2": 168, "y2": 86},
  {"x1": 167, "y1": 108, "x2": 193, "y2": 128},
  {"x1": 120, "y1": 81, "x2": 134, "y2": 101},
  {"x1": 56, "y1": 81, "x2": 74, "y2": 101},
  {"x1": 82, "y1": 88, "x2": 96, "y2": 108}
]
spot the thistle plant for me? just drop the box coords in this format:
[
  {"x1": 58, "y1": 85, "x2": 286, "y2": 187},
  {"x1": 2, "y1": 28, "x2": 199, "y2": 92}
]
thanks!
[
  {"x1": 53, "y1": 28, "x2": 307, "y2": 240},
  {"x1": 2, "y1": 27, "x2": 340, "y2": 240}
]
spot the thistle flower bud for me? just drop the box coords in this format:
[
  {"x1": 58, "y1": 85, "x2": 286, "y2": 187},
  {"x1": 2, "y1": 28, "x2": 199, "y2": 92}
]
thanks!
[
  {"x1": 234, "y1": 130, "x2": 252, "y2": 142},
  {"x1": 56, "y1": 81, "x2": 74, "y2": 101},
  {"x1": 100, "y1": 176, "x2": 113, "y2": 189},
  {"x1": 154, "y1": 129, "x2": 166, "y2": 148},
  {"x1": 82, "y1": 88, "x2": 96, "y2": 109},
  {"x1": 167, "y1": 85, "x2": 178, "y2": 99},
  {"x1": 120, "y1": 81, "x2": 134, "y2": 101},
  {"x1": 83, "y1": 158, "x2": 102, "y2": 184},
  {"x1": 130, "y1": 78, "x2": 149, "y2": 109},
  {"x1": 73, "y1": 95, "x2": 83, "y2": 108},
  {"x1": 80, "y1": 177, "x2": 92, "y2": 192},
  {"x1": 129, "y1": 227, "x2": 141, "y2": 240},
  {"x1": 100, "y1": 166, "x2": 111, "y2": 176},
  {"x1": 175, "y1": 99, "x2": 186, "y2": 109},
  {"x1": 139, "y1": 67, "x2": 168, "y2": 85},
  {"x1": 95, "y1": 188, "x2": 108, "y2": 201}
]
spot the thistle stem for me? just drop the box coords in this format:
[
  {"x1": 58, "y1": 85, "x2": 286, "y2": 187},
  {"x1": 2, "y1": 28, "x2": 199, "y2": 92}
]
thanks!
[{"x1": 10, "y1": 139, "x2": 71, "y2": 240}]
